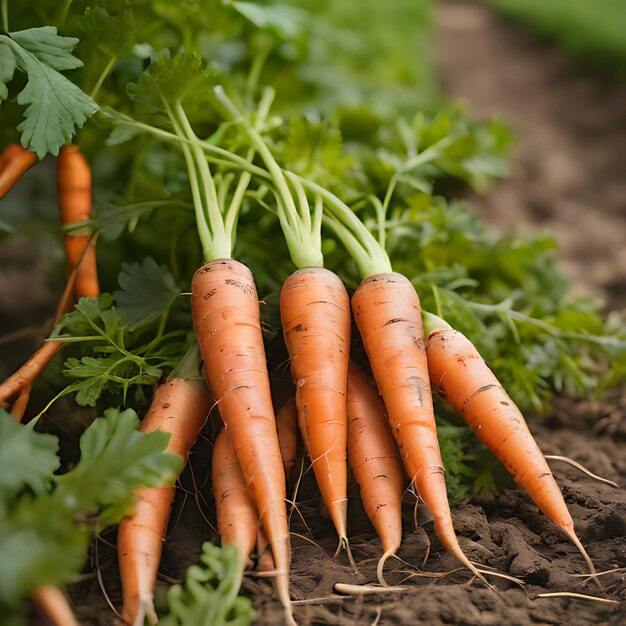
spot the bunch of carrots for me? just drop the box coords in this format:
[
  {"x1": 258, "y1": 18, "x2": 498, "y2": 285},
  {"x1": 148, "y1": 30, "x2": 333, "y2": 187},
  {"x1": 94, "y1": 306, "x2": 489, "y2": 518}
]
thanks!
[{"x1": 0, "y1": 90, "x2": 601, "y2": 626}]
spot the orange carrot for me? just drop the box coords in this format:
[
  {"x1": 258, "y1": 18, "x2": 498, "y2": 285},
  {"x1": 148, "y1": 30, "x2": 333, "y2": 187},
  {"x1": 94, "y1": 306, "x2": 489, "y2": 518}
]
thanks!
[
  {"x1": 33, "y1": 586, "x2": 78, "y2": 626},
  {"x1": 212, "y1": 427, "x2": 259, "y2": 563},
  {"x1": 57, "y1": 145, "x2": 99, "y2": 300},
  {"x1": 0, "y1": 144, "x2": 37, "y2": 199},
  {"x1": 256, "y1": 529, "x2": 276, "y2": 574},
  {"x1": 347, "y1": 361, "x2": 405, "y2": 585},
  {"x1": 280, "y1": 267, "x2": 351, "y2": 556},
  {"x1": 275, "y1": 397, "x2": 298, "y2": 479},
  {"x1": 191, "y1": 259, "x2": 292, "y2": 617},
  {"x1": 426, "y1": 325, "x2": 597, "y2": 577},
  {"x1": 0, "y1": 341, "x2": 63, "y2": 411},
  {"x1": 118, "y1": 375, "x2": 211, "y2": 626},
  {"x1": 352, "y1": 273, "x2": 483, "y2": 580}
]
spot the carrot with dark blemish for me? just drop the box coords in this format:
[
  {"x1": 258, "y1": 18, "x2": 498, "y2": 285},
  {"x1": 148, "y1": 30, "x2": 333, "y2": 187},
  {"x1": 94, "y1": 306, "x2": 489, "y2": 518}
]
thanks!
[
  {"x1": 118, "y1": 346, "x2": 211, "y2": 626},
  {"x1": 191, "y1": 259, "x2": 293, "y2": 618},
  {"x1": 316, "y1": 185, "x2": 486, "y2": 582},
  {"x1": 347, "y1": 361, "x2": 405, "y2": 586},
  {"x1": 169, "y1": 92, "x2": 294, "y2": 620},
  {"x1": 0, "y1": 143, "x2": 37, "y2": 199},
  {"x1": 225, "y1": 89, "x2": 354, "y2": 562},
  {"x1": 424, "y1": 316, "x2": 598, "y2": 581},
  {"x1": 281, "y1": 268, "x2": 352, "y2": 555}
]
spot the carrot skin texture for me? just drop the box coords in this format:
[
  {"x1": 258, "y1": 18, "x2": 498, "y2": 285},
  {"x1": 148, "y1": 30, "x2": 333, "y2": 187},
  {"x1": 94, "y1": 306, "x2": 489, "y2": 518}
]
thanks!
[
  {"x1": 352, "y1": 273, "x2": 472, "y2": 570},
  {"x1": 276, "y1": 397, "x2": 298, "y2": 479},
  {"x1": 0, "y1": 144, "x2": 37, "y2": 199},
  {"x1": 57, "y1": 145, "x2": 99, "y2": 299},
  {"x1": 191, "y1": 259, "x2": 291, "y2": 609},
  {"x1": 347, "y1": 362, "x2": 404, "y2": 554},
  {"x1": 280, "y1": 267, "x2": 351, "y2": 542},
  {"x1": 427, "y1": 328, "x2": 574, "y2": 530},
  {"x1": 118, "y1": 378, "x2": 211, "y2": 626},
  {"x1": 212, "y1": 428, "x2": 258, "y2": 562}
]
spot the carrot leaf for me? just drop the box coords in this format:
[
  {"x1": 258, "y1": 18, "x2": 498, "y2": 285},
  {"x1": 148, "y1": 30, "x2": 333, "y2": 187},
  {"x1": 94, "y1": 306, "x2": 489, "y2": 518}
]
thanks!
[
  {"x1": 50, "y1": 295, "x2": 184, "y2": 407},
  {"x1": 158, "y1": 542, "x2": 255, "y2": 626},
  {"x1": 114, "y1": 257, "x2": 179, "y2": 331},
  {"x1": 0, "y1": 407, "x2": 180, "y2": 621},
  {"x1": 0, "y1": 409, "x2": 59, "y2": 497},
  {"x1": 0, "y1": 28, "x2": 98, "y2": 157}
]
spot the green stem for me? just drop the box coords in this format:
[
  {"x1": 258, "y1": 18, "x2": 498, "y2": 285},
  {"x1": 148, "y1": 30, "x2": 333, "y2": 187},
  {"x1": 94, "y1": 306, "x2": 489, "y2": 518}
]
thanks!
[
  {"x1": 169, "y1": 342, "x2": 203, "y2": 382},
  {"x1": 467, "y1": 300, "x2": 624, "y2": 350},
  {"x1": 90, "y1": 55, "x2": 116, "y2": 100},
  {"x1": 102, "y1": 112, "x2": 272, "y2": 181},
  {"x1": 58, "y1": 0, "x2": 74, "y2": 26},
  {"x1": 369, "y1": 195, "x2": 387, "y2": 250},
  {"x1": 1, "y1": 0, "x2": 8, "y2": 32},
  {"x1": 170, "y1": 113, "x2": 213, "y2": 259},
  {"x1": 422, "y1": 311, "x2": 451, "y2": 336},
  {"x1": 215, "y1": 86, "x2": 323, "y2": 268},
  {"x1": 175, "y1": 103, "x2": 228, "y2": 258},
  {"x1": 246, "y1": 39, "x2": 271, "y2": 103},
  {"x1": 322, "y1": 215, "x2": 380, "y2": 279},
  {"x1": 297, "y1": 176, "x2": 391, "y2": 277}
]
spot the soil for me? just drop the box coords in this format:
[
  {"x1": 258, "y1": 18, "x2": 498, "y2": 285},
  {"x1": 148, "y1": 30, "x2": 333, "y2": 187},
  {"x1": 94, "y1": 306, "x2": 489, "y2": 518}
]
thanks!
[
  {"x1": 10, "y1": 1, "x2": 626, "y2": 625},
  {"x1": 436, "y1": 0, "x2": 626, "y2": 311}
]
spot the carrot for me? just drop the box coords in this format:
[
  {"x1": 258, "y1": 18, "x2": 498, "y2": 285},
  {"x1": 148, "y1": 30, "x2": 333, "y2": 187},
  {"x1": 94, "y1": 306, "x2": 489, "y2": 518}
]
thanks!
[
  {"x1": 212, "y1": 427, "x2": 258, "y2": 563},
  {"x1": 57, "y1": 145, "x2": 99, "y2": 299},
  {"x1": 347, "y1": 361, "x2": 405, "y2": 586},
  {"x1": 0, "y1": 144, "x2": 37, "y2": 199},
  {"x1": 191, "y1": 259, "x2": 292, "y2": 618},
  {"x1": 118, "y1": 368, "x2": 211, "y2": 626},
  {"x1": 426, "y1": 324, "x2": 597, "y2": 578},
  {"x1": 0, "y1": 341, "x2": 63, "y2": 411},
  {"x1": 280, "y1": 267, "x2": 352, "y2": 558},
  {"x1": 275, "y1": 397, "x2": 298, "y2": 479},
  {"x1": 256, "y1": 529, "x2": 276, "y2": 574},
  {"x1": 33, "y1": 586, "x2": 78, "y2": 626},
  {"x1": 351, "y1": 273, "x2": 484, "y2": 581}
]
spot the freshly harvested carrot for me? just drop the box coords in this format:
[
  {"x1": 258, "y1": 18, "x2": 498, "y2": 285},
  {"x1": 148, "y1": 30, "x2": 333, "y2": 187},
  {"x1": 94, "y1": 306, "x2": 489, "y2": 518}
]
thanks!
[
  {"x1": 426, "y1": 324, "x2": 597, "y2": 578},
  {"x1": 33, "y1": 586, "x2": 78, "y2": 626},
  {"x1": 191, "y1": 259, "x2": 292, "y2": 616},
  {"x1": 0, "y1": 144, "x2": 37, "y2": 199},
  {"x1": 347, "y1": 361, "x2": 405, "y2": 586},
  {"x1": 57, "y1": 145, "x2": 99, "y2": 299},
  {"x1": 280, "y1": 267, "x2": 352, "y2": 555},
  {"x1": 276, "y1": 397, "x2": 298, "y2": 479},
  {"x1": 212, "y1": 427, "x2": 258, "y2": 563},
  {"x1": 0, "y1": 341, "x2": 63, "y2": 411},
  {"x1": 352, "y1": 273, "x2": 483, "y2": 580},
  {"x1": 118, "y1": 369, "x2": 211, "y2": 626}
]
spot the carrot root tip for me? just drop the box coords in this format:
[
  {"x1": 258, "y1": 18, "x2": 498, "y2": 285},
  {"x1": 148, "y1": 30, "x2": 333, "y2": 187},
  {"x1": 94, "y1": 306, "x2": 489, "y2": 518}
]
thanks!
[
  {"x1": 564, "y1": 527, "x2": 603, "y2": 590},
  {"x1": 376, "y1": 548, "x2": 398, "y2": 587}
]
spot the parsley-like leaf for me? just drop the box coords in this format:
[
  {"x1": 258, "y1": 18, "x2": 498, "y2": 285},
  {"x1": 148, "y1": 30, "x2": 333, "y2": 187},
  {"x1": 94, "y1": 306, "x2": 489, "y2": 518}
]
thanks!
[
  {"x1": 9, "y1": 27, "x2": 84, "y2": 71},
  {"x1": 232, "y1": 2, "x2": 306, "y2": 40},
  {"x1": 159, "y1": 543, "x2": 255, "y2": 626},
  {"x1": 114, "y1": 257, "x2": 179, "y2": 330},
  {"x1": 0, "y1": 28, "x2": 98, "y2": 157},
  {"x1": 56, "y1": 407, "x2": 183, "y2": 528},
  {"x1": 0, "y1": 407, "x2": 181, "y2": 617},
  {"x1": 0, "y1": 44, "x2": 16, "y2": 101},
  {"x1": 0, "y1": 409, "x2": 59, "y2": 498}
]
